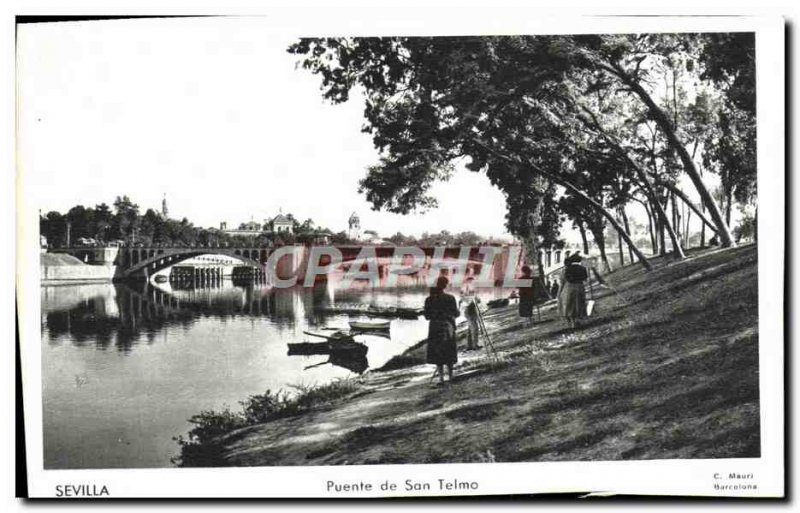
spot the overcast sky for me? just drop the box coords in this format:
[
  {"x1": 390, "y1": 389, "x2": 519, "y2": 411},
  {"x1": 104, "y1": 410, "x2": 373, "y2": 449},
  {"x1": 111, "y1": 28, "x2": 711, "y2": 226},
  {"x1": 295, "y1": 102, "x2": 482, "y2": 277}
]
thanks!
[{"x1": 17, "y1": 17, "x2": 514, "y2": 239}]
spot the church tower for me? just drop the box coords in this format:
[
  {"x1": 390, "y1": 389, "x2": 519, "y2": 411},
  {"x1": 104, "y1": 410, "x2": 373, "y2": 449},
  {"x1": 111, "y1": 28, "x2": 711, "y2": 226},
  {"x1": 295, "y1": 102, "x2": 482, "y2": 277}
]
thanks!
[
  {"x1": 347, "y1": 212, "x2": 361, "y2": 241},
  {"x1": 161, "y1": 193, "x2": 169, "y2": 218}
]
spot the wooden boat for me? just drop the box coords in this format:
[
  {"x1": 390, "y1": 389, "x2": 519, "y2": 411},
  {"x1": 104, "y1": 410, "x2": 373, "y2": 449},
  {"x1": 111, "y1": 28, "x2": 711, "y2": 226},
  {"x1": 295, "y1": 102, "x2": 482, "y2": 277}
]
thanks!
[
  {"x1": 154, "y1": 275, "x2": 169, "y2": 283},
  {"x1": 349, "y1": 319, "x2": 391, "y2": 331},
  {"x1": 287, "y1": 340, "x2": 367, "y2": 357},
  {"x1": 315, "y1": 305, "x2": 422, "y2": 320},
  {"x1": 486, "y1": 298, "x2": 510, "y2": 309},
  {"x1": 287, "y1": 330, "x2": 368, "y2": 359}
]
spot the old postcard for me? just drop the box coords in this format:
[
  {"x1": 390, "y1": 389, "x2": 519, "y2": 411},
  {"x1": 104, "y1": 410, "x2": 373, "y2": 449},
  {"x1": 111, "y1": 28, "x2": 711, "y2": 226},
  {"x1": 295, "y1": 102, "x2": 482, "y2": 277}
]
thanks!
[{"x1": 15, "y1": 11, "x2": 784, "y2": 498}]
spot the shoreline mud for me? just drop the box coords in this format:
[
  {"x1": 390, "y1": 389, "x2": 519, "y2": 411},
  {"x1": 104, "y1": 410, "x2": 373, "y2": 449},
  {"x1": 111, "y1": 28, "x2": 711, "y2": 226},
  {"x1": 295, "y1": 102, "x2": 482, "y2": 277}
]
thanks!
[{"x1": 175, "y1": 244, "x2": 760, "y2": 467}]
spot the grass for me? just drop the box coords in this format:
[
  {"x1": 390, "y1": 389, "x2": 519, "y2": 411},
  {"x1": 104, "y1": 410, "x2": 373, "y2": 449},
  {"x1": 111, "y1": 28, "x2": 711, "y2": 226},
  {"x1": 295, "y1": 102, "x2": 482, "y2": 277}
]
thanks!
[
  {"x1": 173, "y1": 378, "x2": 360, "y2": 466},
  {"x1": 179, "y1": 244, "x2": 761, "y2": 467}
]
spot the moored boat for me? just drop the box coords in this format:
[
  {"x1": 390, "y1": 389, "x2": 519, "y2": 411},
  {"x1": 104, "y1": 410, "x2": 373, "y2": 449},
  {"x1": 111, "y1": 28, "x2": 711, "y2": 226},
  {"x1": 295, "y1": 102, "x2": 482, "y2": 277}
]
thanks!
[
  {"x1": 315, "y1": 305, "x2": 422, "y2": 319},
  {"x1": 486, "y1": 298, "x2": 509, "y2": 309},
  {"x1": 348, "y1": 319, "x2": 391, "y2": 331},
  {"x1": 287, "y1": 340, "x2": 367, "y2": 357}
]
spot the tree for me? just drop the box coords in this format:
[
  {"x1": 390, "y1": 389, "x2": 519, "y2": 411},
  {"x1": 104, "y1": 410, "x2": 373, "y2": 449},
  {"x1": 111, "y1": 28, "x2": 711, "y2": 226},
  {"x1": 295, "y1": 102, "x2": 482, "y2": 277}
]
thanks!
[
  {"x1": 570, "y1": 34, "x2": 736, "y2": 246},
  {"x1": 386, "y1": 232, "x2": 418, "y2": 245},
  {"x1": 93, "y1": 203, "x2": 113, "y2": 242},
  {"x1": 40, "y1": 211, "x2": 65, "y2": 247},
  {"x1": 289, "y1": 34, "x2": 748, "y2": 266},
  {"x1": 560, "y1": 192, "x2": 612, "y2": 271},
  {"x1": 298, "y1": 218, "x2": 315, "y2": 234},
  {"x1": 112, "y1": 195, "x2": 141, "y2": 242}
]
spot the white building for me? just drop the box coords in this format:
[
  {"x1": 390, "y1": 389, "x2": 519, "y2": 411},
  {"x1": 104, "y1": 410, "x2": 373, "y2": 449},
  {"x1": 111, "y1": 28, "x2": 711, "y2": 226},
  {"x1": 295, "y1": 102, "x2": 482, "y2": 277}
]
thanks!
[{"x1": 271, "y1": 213, "x2": 294, "y2": 234}]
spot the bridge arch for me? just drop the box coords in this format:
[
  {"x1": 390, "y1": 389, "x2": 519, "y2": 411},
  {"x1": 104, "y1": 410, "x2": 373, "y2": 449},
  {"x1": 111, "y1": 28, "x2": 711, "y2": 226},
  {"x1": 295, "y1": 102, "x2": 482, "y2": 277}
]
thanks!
[{"x1": 122, "y1": 248, "x2": 263, "y2": 278}]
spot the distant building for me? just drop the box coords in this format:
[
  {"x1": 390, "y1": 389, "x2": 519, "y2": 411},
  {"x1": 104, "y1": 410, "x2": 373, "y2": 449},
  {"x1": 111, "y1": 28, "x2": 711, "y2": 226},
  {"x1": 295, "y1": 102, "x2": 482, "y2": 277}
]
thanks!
[
  {"x1": 361, "y1": 229, "x2": 381, "y2": 244},
  {"x1": 271, "y1": 213, "x2": 293, "y2": 234},
  {"x1": 161, "y1": 194, "x2": 169, "y2": 218},
  {"x1": 217, "y1": 219, "x2": 263, "y2": 237},
  {"x1": 217, "y1": 210, "x2": 295, "y2": 237},
  {"x1": 241, "y1": 220, "x2": 262, "y2": 232},
  {"x1": 312, "y1": 233, "x2": 331, "y2": 245}
]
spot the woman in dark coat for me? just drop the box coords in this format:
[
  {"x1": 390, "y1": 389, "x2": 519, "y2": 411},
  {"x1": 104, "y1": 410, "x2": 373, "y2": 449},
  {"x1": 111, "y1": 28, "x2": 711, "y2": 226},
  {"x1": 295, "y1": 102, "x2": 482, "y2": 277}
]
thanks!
[
  {"x1": 424, "y1": 276, "x2": 460, "y2": 385},
  {"x1": 558, "y1": 253, "x2": 588, "y2": 329},
  {"x1": 518, "y1": 265, "x2": 535, "y2": 326}
]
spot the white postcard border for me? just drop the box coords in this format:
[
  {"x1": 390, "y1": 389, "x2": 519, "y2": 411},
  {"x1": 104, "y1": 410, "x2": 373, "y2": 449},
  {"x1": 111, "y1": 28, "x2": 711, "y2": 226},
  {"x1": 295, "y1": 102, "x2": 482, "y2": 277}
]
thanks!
[{"x1": 14, "y1": 10, "x2": 784, "y2": 498}]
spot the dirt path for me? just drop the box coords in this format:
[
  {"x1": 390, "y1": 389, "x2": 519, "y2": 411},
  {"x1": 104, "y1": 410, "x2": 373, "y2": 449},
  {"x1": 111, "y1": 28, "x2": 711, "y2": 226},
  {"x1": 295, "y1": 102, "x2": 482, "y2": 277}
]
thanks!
[{"x1": 211, "y1": 244, "x2": 760, "y2": 465}]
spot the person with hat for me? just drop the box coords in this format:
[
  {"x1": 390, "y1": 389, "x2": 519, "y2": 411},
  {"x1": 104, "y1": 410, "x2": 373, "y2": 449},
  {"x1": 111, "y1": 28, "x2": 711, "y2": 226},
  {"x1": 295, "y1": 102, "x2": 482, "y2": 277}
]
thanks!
[
  {"x1": 517, "y1": 265, "x2": 536, "y2": 326},
  {"x1": 558, "y1": 252, "x2": 589, "y2": 329},
  {"x1": 424, "y1": 276, "x2": 460, "y2": 385},
  {"x1": 550, "y1": 278, "x2": 560, "y2": 300}
]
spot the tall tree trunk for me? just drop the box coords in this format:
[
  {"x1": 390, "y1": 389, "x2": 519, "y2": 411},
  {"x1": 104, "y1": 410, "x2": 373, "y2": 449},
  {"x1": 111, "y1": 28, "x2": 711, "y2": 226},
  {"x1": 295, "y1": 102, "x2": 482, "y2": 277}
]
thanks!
[
  {"x1": 522, "y1": 213, "x2": 546, "y2": 280},
  {"x1": 700, "y1": 221, "x2": 706, "y2": 248},
  {"x1": 642, "y1": 200, "x2": 657, "y2": 254},
  {"x1": 620, "y1": 206, "x2": 635, "y2": 262},
  {"x1": 617, "y1": 213, "x2": 625, "y2": 267},
  {"x1": 578, "y1": 219, "x2": 589, "y2": 254},
  {"x1": 591, "y1": 228, "x2": 612, "y2": 272},
  {"x1": 611, "y1": 65, "x2": 736, "y2": 247},
  {"x1": 671, "y1": 192, "x2": 681, "y2": 250},
  {"x1": 468, "y1": 137, "x2": 652, "y2": 269},
  {"x1": 657, "y1": 180, "x2": 719, "y2": 237},
  {"x1": 700, "y1": 163, "x2": 706, "y2": 248},
  {"x1": 539, "y1": 171, "x2": 651, "y2": 270},
  {"x1": 684, "y1": 209, "x2": 692, "y2": 249},
  {"x1": 725, "y1": 190, "x2": 733, "y2": 227},
  {"x1": 575, "y1": 107, "x2": 684, "y2": 259},
  {"x1": 754, "y1": 208, "x2": 758, "y2": 242}
]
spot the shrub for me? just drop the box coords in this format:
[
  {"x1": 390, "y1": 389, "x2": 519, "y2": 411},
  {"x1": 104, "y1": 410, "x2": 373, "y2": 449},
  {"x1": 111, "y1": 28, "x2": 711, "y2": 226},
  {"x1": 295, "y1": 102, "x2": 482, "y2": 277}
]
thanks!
[{"x1": 174, "y1": 378, "x2": 361, "y2": 466}]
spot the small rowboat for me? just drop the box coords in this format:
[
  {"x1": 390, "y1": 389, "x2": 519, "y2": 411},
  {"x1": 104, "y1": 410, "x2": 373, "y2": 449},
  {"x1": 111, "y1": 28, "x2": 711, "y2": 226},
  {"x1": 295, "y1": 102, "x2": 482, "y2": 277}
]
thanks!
[
  {"x1": 287, "y1": 340, "x2": 367, "y2": 358},
  {"x1": 486, "y1": 298, "x2": 510, "y2": 309},
  {"x1": 314, "y1": 305, "x2": 422, "y2": 320},
  {"x1": 349, "y1": 320, "x2": 391, "y2": 331}
]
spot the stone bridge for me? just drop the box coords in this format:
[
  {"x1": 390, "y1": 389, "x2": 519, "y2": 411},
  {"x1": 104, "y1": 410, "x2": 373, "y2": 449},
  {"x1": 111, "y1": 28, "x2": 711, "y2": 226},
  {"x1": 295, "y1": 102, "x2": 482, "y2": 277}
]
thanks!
[
  {"x1": 115, "y1": 246, "x2": 268, "y2": 279},
  {"x1": 61, "y1": 243, "x2": 576, "y2": 282}
]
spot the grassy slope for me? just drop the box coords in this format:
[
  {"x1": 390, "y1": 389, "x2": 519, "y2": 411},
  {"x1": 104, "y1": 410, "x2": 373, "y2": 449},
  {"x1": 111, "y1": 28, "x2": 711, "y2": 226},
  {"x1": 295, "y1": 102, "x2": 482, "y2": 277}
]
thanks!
[{"x1": 214, "y1": 244, "x2": 760, "y2": 465}]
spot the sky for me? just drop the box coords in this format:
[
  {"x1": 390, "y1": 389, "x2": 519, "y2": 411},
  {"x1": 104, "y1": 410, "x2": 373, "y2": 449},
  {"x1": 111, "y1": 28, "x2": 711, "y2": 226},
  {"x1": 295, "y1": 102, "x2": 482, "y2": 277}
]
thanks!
[{"x1": 17, "y1": 17, "x2": 513, "y2": 240}]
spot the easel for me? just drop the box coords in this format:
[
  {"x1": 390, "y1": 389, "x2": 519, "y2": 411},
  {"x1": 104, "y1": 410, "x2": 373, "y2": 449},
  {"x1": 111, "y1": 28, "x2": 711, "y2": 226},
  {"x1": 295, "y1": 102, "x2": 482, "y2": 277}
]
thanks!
[{"x1": 473, "y1": 298, "x2": 499, "y2": 363}]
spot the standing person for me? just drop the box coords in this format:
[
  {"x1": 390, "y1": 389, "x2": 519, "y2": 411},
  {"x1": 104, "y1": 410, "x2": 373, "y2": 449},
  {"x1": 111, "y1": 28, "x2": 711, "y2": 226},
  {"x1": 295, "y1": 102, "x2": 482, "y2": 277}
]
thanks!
[
  {"x1": 518, "y1": 265, "x2": 535, "y2": 327},
  {"x1": 424, "y1": 276, "x2": 460, "y2": 385},
  {"x1": 558, "y1": 253, "x2": 589, "y2": 329},
  {"x1": 459, "y1": 276, "x2": 481, "y2": 351},
  {"x1": 550, "y1": 278, "x2": 560, "y2": 300}
]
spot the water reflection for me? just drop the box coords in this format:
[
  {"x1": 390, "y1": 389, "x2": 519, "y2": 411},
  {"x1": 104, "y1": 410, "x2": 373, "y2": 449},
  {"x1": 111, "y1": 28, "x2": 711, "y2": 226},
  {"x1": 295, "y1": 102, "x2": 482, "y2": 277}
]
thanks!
[
  {"x1": 43, "y1": 279, "x2": 340, "y2": 354},
  {"x1": 41, "y1": 277, "x2": 509, "y2": 469}
]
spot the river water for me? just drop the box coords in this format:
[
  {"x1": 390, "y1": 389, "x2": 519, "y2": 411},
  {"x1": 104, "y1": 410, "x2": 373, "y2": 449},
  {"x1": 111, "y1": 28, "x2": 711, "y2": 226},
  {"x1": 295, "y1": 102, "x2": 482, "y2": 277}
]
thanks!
[{"x1": 41, "y1": 276, "x2": 508, "y2": 469}]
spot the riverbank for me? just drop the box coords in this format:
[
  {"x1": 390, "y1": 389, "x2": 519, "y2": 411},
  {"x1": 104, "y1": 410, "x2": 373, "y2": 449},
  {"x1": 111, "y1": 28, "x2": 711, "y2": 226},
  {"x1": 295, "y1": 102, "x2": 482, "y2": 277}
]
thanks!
[
  {"x1": 41, "y1": 252, "x2": 115, "y2": 285},
  {"x1": 175, "y1": 244, "x2": 759, "y2": 466}
]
